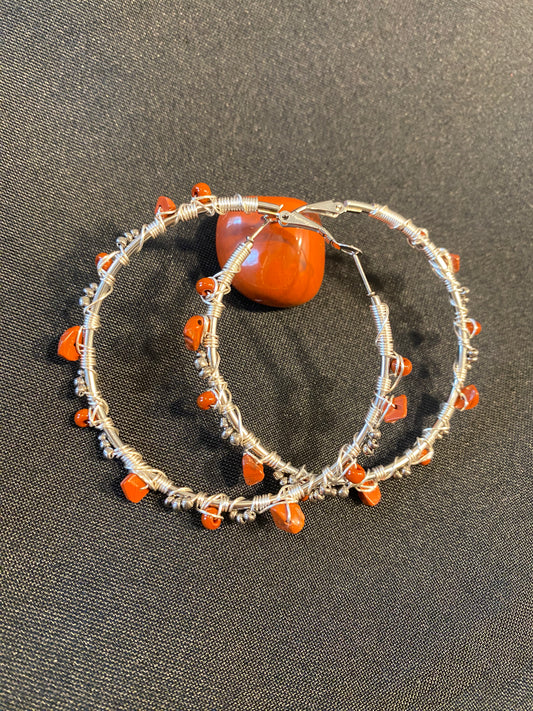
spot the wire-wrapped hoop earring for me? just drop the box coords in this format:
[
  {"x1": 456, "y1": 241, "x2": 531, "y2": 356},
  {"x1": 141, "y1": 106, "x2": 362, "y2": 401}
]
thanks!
[
  {"x1": 184, "y1": 209, "x2": 412, "y2": 518},
  {"x1": 279, "y1": 198, "x2": 480, "y2": 488},
  {"x1": 57, "y1": 190, "x2": 409, "y2": 533}
]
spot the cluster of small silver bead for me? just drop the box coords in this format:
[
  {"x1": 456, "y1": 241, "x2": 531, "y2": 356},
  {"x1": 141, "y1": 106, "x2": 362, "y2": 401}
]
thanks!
[
  {"x1": 98, "y1": 432, "x2": 115, "y2": 459},
  {"x1": 74, "y1": 369, "x2": 88, "y2": 397}
]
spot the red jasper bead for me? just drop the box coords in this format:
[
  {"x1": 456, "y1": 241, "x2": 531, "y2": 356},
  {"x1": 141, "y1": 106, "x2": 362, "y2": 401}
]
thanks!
[
  {"x1": 197, "y1": 391, "x2": 217, "y2": 410},
  {"x1": 242, "y1": 453, "x2": 265, "y2": 486},
  {"x1": 384, "y1": 394, "x2": 408, "y2": 423},
  {"x1": 195, "y1": 277, "x2": 216, "y2": 297},
  {"x1": 58, "y1": 326, "x2": 82, "y2": 361},
  {"x1": 95, "y1": 252, "x2": 113, "y2": 271},
  {"x1": 358, "y1": 485, "x2": 381, "y2": 507},
  {"x1": 345, "y1": 463, "x2": 365, "y2": 484},
  {"x1": 201, "y1": 505, "x2": 222, "y2": 530},
  {"x1": 390, "y1": 356, "x2": 413, "y2": 376},
  {"x1": 419, "y1": 448, "x2": 433, "y2": 465},
  {"x1": 154, "y1": 196, "x2": 176, "y2": 215},
  {"x1": 120, "y1": 473, "x2": 149, "y2": 503},
  {"x1": 454, "y1": 385, "x2": 479, "y2": 411},
  {"x1": 449, "y1": 253, "x2": 460, "y2": 273},
  {"x1": 270, "y1": 502, "x2": 305, "y2": 534},
  {"x1": 466, "y1": 319, "x2": 482, "y2": 336},
  {"x1": 183, "y1": 315, "x2": 205, "y2": 352},
  {"x1": 191, "y1": 182, "x2": 211, "y2": 200},
  {"x1": 74, "y1": 408, "x2": 90, "y2": 427},
  {"x1": 216, "y1": 196, "x2": 325, "y2": 308}
]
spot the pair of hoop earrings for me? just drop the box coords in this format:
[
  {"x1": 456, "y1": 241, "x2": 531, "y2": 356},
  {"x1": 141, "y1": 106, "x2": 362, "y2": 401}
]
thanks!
[{"x1": 57, "y1": 184, "x2": 480, "y2": 534}]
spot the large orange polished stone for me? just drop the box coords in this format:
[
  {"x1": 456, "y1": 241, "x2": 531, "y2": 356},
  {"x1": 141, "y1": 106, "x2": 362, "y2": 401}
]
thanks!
[{"x1": 216, "y1": 196, "x2": 325, "y2": 307}]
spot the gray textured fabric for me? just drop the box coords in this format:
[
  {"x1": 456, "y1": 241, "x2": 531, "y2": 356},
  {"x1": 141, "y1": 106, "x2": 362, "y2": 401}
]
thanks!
[{"x1": 2, "y1": 1, "x2": 532, "y2": 710}]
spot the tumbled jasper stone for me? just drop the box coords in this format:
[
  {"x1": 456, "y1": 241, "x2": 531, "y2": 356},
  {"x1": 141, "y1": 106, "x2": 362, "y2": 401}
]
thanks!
[
  {"x1": 201, "y1": 505, "x2": 222, "y2": 530},
  {"x1": 58, "y1": 326, "x2": 82, "y2": 361},
  {"x1": 270, "y1": 502, "x2": 305, "y2": 534},
  {"x1": 183, "y1": 316, "x2": 205, "y2": 351},
  {"x1": 384, "y1": 394, "x2": 408, "y2": 423},
  {"x1": 120, "y1": 473, "x2": 149, "y2": 503},
  {"x1": 454, "y1": 384, "x2": 479, "y2": 411},
  {"x1": 216, "y1": 196, "x2": 325, "y2": 307},
  {"x1": 242, "y1": 453, "x2": 264, "y2": 486}
]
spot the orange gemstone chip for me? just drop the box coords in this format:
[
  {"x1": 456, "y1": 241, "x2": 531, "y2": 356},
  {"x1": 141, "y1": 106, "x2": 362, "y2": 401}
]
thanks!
[
  {"x1": 270, "y1": 502, "x2": 305, "y2": 534},
  {"x1": 120, "y1": 473, "x2": 149, "y2": 503},
  {"x1": 449, "y1": 253, "x2": 460, "y2": 272},
  {"x1": 197, "y1": 391, "x2": 217, "y2": 410},
  {"x1": 383, "y1": 394, "x2": 408, "y2": 423},
  {"x1": 201, "y1": 506, "x2": 222, "y2": 530},
  {"x1": 58, "y1": 326, "x2": 82, "y2": 361},
  {"x1": 74, "y1": 408, "x2": 90, "y2": 427},
  {"x1": 95, "y1": 252, "x2": 113, "y2": 271},
  {"x1": 390, "y1": 357, "x2": 413, "y2": 376},
  {"x1": 419, "y1": 448, "x2": 433, "y2": 465},
  {"x1": 242, "y1": 453, "x2": 265, "y2": 486},
  {"x1": 454, "y1": 385, "x2": 479, "y2": 411},
  {"x1": 466, "y1": 320, "x2": 482, "y2": 336},
  {"x1": 195, "y1": 277, "x2": 216, "y2": 297},
  {"x1": 345, "y1": 463, "x2": 365, "y2": 484},
  {"x1": 183, "y1": 316, "x2": 206, "y2": 352},
  {"x1": 358, "y1": 486, "x2": 382, "y2": 506},
  {"x1": 154, "y1": 196, "x2": 176, "y2": 215},
  {"x1": 191, "y1": 183, "x2": 212, "y2": 201}
]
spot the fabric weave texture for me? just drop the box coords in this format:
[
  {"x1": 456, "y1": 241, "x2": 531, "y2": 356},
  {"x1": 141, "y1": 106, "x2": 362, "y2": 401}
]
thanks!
[{"x1": 2, "y1": 2, "x2": 532, "y2": 709}]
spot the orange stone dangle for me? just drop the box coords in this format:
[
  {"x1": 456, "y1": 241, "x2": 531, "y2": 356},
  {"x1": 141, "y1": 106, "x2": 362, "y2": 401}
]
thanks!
[
  {"x1": 74, "y1": 408, "x2": 90, "y2": 427},
  {"x1": 270, "y1": 502, "x2": 305, "y2": 534},
  {"x1": 344, "y1": 464, "x2": 381, "y2": 506},
  {"x1": 58, "y1": 326, "x2": 82, "y2": 361},
  {"x1": 201, "y1": 506, "x2": 222, "y2": 530},
  {"x1": 242, "y1": 453, "x2": 264, "y2": 486},
  {"x1": 95, "y1": 252, "x2": 113, "y2": 271},
  {"x1": 344, "y1": 463, "x2": 365, "y2": 484},
  {"x1": 183, "y1": 315, "x2": 206, "y2": 351},
  {"x1": 358, "y1": 485, "x2": 382, "y2": 507},
  {"x1": 216, "y1": 196, "x2": 325, "y2": 308},
  {"x1": 383, "y1": 394, "x2": 408, "y2": 423},
  {"x1": 154, "y1": 195, "x2": 176, "y2": 215},
  {"x1": 449, "y1": 253, "x2": 460, "y2": 272},
  {"x1": 120, "y1": 473, "x2": 149, "y2": 503},
  {"x1": 466, "y1": 319, "x2": 482, "y2": 336},
  {"x1": 192, "y1": 182, "x2": 211, "y2": 202},
  {"x1": 195, "y1": 277, "x2": 216, "y2": 297},
  {"x1": 419, "y1": 448, "x2": 433, "y2": 465},
  {"x1": 454, "y1": 385, "x2": 479, "y2": 411},
  {"x1": 390, "y1": 356, "x2": 413, "y2": 376},
  {"x1": 197, "y1": 391, "x2": 217, "y2": 410}
]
